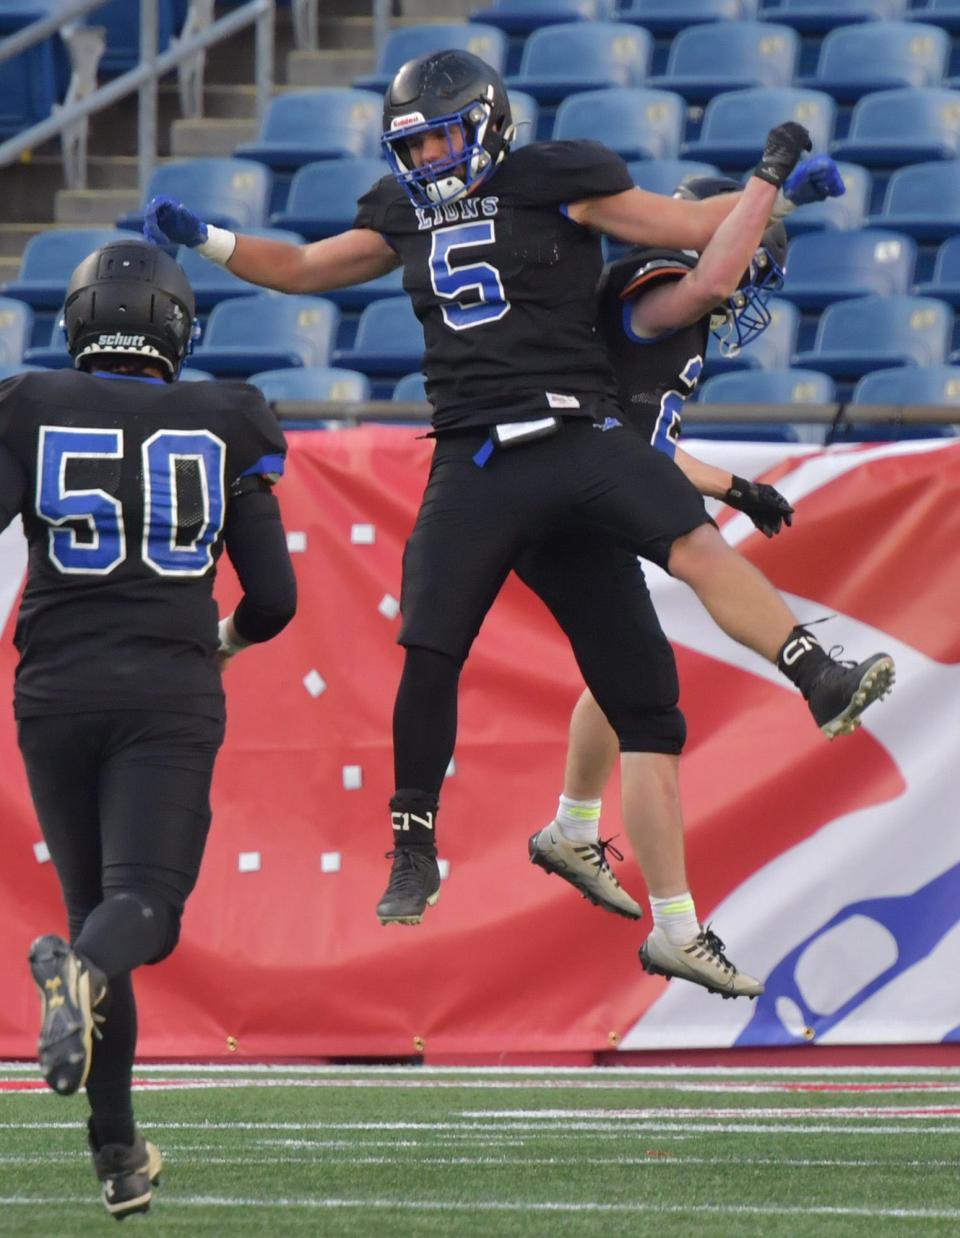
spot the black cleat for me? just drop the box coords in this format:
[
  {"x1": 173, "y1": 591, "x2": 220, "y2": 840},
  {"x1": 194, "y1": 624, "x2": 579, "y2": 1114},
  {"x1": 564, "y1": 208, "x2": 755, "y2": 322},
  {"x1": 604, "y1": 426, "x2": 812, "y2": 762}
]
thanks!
[
  {"x1": 88, "y1": 1120, "x2": 162, "y2": 1221},
  {"x1": 807, "y1": 652, "x2": 895, "y2": 739},
  {"x1": 376, "y1": 846, "x2": 441, "y2": 925},
  {"x1": 28, "y1": 935, "x2": 106, "y2": 1096}
]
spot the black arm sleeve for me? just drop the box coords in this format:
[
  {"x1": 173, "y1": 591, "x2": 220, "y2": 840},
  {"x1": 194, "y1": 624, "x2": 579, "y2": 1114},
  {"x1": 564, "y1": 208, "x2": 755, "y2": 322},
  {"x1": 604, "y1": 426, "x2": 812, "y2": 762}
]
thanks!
[
  {"x1": 0, "y1": 443, "x2": 27, "y2": 531},
  {"x1": 222, "y1": 485, "x2": 297, "y2": 643}
]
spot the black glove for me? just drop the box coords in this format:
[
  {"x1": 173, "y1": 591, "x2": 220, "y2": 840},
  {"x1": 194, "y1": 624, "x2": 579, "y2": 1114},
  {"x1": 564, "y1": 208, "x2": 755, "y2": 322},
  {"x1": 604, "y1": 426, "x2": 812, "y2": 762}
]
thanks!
[
  {"x1": 753, "y1": 121, "x2": 812, "y2": 189},
  {"x1": 724, "y1": 475, "x2": 794, "y2": 538}
]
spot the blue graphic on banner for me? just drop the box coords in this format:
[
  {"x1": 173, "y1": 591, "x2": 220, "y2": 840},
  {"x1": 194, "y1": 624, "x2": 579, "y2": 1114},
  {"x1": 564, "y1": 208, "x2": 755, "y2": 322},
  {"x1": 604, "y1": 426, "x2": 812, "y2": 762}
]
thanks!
[{"x1": 736, "y1": 860, "x2": 960, "y2": 1046}]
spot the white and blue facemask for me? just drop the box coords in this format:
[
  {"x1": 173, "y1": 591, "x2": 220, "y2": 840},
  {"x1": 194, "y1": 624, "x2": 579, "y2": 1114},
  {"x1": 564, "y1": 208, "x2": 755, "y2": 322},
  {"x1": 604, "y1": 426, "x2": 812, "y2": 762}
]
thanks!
[
  {"x1": 712, "y1": 242, "x2": 786, "y2": 357},
  {"x1": 382, "y1": 97, "x2": 505, "y2": 209}
]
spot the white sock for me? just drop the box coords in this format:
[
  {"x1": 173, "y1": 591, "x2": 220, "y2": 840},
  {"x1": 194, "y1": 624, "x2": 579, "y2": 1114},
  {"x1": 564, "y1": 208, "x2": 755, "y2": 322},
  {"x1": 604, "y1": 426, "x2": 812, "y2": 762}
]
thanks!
[
  {"x1": 553, "y1": 794, "x2": 601, "y2": 843},
  {"x1": 650, "y1": 892, "x2": 700, "y2": 946}
]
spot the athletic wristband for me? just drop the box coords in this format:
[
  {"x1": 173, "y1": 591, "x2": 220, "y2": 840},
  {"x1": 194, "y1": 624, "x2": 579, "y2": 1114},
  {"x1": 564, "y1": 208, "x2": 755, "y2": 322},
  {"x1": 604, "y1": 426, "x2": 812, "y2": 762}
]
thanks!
[
  {"x1": 196, "y1": 225, "x2": 237, "y2": 266},
  {"x1": 218, "y1": 614, "x2": 251, "y2": 655}
]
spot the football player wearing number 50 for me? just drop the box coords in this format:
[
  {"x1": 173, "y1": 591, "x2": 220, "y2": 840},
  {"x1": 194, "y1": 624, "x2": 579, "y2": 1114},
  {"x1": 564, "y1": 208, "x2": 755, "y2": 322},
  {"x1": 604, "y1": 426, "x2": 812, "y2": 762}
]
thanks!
[
  {"x1": 143, "y1": 52, "x2": 893, "y2": 964},
  {"x1": 0, "y1": 241, "x2": 296, "y2": 1219}
]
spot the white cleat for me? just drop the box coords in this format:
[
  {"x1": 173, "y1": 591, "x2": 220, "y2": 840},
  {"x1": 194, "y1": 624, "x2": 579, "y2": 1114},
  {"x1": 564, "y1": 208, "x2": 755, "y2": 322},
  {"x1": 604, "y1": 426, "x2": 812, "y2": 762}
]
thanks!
[
  {"x1": 640, "y1": 925, "x2": 764, "y2": 999},
  {"x1": 529, "y1": 826, "x2": 643, "y2": 920}
]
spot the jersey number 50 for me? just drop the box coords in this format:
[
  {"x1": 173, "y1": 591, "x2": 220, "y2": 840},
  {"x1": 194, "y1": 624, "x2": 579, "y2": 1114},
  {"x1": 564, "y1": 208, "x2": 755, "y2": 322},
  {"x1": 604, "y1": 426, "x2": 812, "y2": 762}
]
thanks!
[
  {"x1": 37, "y1": 426, "x2": 226, "y2": 577},
  {"x1": 430, "y1": 221, "x2": 511, "y2": 331}
]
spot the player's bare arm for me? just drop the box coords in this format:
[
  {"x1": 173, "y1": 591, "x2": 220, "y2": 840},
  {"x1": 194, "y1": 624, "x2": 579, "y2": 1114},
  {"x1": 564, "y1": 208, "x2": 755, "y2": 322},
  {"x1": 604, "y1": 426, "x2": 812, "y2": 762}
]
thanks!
[{"x1": 227, "y1": 227, "x2": 399, "y2": 294}]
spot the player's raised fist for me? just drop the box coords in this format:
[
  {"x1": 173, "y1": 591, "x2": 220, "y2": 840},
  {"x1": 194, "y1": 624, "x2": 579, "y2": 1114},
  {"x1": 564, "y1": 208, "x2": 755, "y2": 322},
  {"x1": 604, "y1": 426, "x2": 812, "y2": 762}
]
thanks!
[
  {"x1": 143, "y1": 196, "x2": 208, "y2": 248},
  {"x1": 754, "y1": 122, "x2": 812, "y2": 189}
]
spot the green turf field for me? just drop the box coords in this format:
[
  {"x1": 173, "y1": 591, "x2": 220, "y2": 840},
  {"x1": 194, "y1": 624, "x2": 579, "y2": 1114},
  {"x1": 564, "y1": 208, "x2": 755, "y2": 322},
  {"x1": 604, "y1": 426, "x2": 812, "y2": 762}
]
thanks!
[{"x1": 2, "y1": 1064, "x2": 959, "y2": 1236}]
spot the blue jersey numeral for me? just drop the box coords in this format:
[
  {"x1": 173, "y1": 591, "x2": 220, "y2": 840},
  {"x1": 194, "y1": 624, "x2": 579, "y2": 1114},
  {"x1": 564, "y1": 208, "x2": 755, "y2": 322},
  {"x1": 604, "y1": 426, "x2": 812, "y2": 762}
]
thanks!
[
  {"x1": 430, "y1": 221, "x2": 511, "y2": 331},
  {"x1": 651, "y1": 355, "x2": 703, "y2": 458},
  {"x1": 37, "y1": 426, "x2": 226, "y2": 577}
]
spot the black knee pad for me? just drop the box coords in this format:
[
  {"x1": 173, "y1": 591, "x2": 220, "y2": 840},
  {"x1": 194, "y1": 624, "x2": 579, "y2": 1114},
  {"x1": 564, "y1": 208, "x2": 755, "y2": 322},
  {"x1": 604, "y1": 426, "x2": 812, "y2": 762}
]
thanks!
[
  {"x1": 615, "y1": 705, "x2": 687, "y2": 755},
  {"x1": 103, "y1": 889, "x2": 181, "y2": 965}
]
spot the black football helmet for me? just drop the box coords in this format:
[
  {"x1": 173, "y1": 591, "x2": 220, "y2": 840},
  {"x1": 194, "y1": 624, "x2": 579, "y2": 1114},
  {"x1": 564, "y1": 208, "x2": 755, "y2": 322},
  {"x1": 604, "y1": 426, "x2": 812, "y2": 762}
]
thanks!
[
  {"x1": 63, "y1": 239, "x2": 198, "y2": 380},
  {"x1": 381, "y1": 49, "x2": 514, "y2": 209},
  {"x1": 674, "y1": 175, "x2": 788, "y2": 356}
]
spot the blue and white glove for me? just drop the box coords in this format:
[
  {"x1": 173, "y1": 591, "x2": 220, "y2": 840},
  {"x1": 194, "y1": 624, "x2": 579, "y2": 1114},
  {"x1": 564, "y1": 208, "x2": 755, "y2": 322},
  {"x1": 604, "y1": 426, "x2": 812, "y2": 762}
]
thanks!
[
  {"x1": 783, "y1": 155, "x2": 846, "y2": 207},
  {"x1": 143, "y1": 195, "x2": 236, "y2": 264}
]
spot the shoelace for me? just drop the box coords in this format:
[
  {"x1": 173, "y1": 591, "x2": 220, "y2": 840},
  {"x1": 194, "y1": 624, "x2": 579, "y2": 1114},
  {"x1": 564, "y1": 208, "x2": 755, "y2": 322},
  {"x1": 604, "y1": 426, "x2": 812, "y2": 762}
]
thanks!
[
  {"x1": 383, "y1": 848, "x2": 435, "y2": 892},
  {"x1": 826, "y1": 643, "x2": 857, "y2": 669},
  {"x1": 699, "y1": 925, "x2": 738, "y2": 975},
  {"x1": 595, "y1": 836, "x2": 625, "y2": 870}
]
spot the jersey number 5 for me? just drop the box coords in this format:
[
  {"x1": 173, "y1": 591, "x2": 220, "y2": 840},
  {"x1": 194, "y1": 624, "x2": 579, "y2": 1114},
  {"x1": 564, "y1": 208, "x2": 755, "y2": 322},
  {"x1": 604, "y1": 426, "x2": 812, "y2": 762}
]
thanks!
[
  {"x1": 37, "y1": 426, "x2": 226, "y2": 577},
  {"x1": 430, "y1": 221, "x2": 511, "y2": 331}
]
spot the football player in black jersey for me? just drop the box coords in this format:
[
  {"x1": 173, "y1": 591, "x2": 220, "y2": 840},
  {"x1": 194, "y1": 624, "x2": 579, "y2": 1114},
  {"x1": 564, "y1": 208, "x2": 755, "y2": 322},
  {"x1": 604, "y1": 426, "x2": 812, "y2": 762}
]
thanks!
[
  {"x1": 0, "y1": 240, "x2": 297, "y2": 1218},
  {"x1": 143, "y1": 50, "x2": 893, "y2": 945}
]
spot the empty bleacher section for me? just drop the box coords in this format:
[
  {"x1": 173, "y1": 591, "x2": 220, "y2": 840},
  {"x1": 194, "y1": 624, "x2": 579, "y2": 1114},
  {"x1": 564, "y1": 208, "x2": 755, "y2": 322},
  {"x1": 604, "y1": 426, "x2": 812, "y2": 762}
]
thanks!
[{"x1": 0, "y1": 0, "x2": 957, "y2": 441}]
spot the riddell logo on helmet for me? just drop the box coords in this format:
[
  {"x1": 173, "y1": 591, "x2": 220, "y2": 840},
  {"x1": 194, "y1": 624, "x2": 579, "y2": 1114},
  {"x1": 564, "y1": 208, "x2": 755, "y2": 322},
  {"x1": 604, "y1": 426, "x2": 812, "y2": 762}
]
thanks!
[
  {"x1": 96, "y1": 333, "x2": 146, "y2": 347},
  {"x1": 390, "y1": 112, "x2": 426, "y2": 131}
]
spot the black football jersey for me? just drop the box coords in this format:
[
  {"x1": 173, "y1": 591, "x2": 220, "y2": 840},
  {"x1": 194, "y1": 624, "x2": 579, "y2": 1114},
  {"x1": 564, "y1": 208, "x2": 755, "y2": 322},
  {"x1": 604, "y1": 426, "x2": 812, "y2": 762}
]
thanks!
[
  {"x1": 597, "y1": 247, "x2": 710, "y2": 455},
  {"x1": 354, "y1": 141, "x2": 633, "y2": 431},
  {"x1": 0, "y1": 369, "x2": 287, "y2": 718}
]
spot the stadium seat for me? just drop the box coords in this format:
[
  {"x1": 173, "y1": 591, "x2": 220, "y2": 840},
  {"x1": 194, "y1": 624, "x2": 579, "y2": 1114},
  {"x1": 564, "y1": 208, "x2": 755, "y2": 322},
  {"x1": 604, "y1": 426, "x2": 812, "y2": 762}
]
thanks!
[
  {"x1": 470, "y1": 0, "x2": 617, "y2": 37},
  {"x1": 0, "y1": 363, "x2": 46, "y2": 380},
  {"x1": 353, "y1": 24, "x2": 507, "y2": 93},
  {"x1": 552, "y1": 88, "x2": 684, "y2": 160},
  {"x1": 914, "y1": 235, "x2": 960, "y2": 306},
  {"x1": 626, "y1": 158, "x2": 722, "y2": 195},
  {"x1": 778, "y1": 229, "x2": 916, "y2": 309},
  {"x1": 682, "y1": 88, "x2": 835, "y2": 168},
  {"x1": 697, "y1": 367, "x2": 837, "y2": 404},
  {"x1": 783, "y1": 162, "x2": 871, "y2": 236},
  {"x1": 0, "y1": 2, "x2": 63, "y2": 139},
  {"x1": 793, "y1": 294, "x2": 952, "y2": 378},
  {"x1": 758, "y1": 0, "x2": 908, "y2": 34},
  {"x1": 912, "y1": 0, "x2": 960, "y2": 35},
  {"x1": 234, "y1": 90, "x2": 382, "y2": 169},
  {"x1": 850, "y1": 364, "x2": 960, "y2": 405},
  {"x1": 830, "y1": 89, "x2": 960, "y2": 166},
  {"x1": 322, "y1": 267, "x2": 406, "y2": 312},
  {"x1": 392, "y1": 372, "x2": 429, "y2": 402},
  {"x1": 506, "y1": 22, "x2": 651, "y2": 103},
  {"x1": 618, "y1": 0, "x2": 759, "y2": 38},
  {"x1": 189, "y1": 294, "x2": 339, "y2": 377},
  {"x1": 175, "y1": 228, "x2": 305, "y2": 311},
  {"x1": 869, "y1": 161, "x2": 960, "y2": 241},
  {"x1": 247, "y1": 366, "x2": 371, "y2": 402},
  {"x1": 333, "y1": 297, "x2": 425, "y2": 377},
  {"x1": 22, "y1": 318, "x2": 71, "y2": 368},
  {"x1": 795, "y1": 22, "x2": 949, "y2": 100},
  {"x1": 0, "y1": 298, "x2": 34, "y2": 367},
  {"x1": 2, "y1": 228, "x2": 129, "y2": 310},
  {"x1": 270, "y1": 159, "x2": 389, "y2": 241},
  {"x1": 179, "y1": 368, "x2": 213, "y2": 382},
  {"x1": 703, "y1": 298, "x2": 799, "y2": 375},
  {"x1": 508, "y1": 90, "x2": 539, "y2": 147},
  {"x1": 81, "y1": 0, "x2": 175, "y2": 75},
  {"x1": 115, "y1": 158, "x2": 271, "y2": 233},
  {"x1": 647, "y1": 22, "x2": 798, "y2": 102}
]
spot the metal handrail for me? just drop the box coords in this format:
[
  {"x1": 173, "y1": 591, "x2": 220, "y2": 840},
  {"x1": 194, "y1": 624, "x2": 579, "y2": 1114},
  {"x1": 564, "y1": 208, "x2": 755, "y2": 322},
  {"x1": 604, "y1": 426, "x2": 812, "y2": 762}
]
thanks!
[
  {"x1": 0, "y1": 0, "x2": 274, "y2": 192},
  {"x1": 0, "y1": 0, "x2": 113, "y2": 64}
]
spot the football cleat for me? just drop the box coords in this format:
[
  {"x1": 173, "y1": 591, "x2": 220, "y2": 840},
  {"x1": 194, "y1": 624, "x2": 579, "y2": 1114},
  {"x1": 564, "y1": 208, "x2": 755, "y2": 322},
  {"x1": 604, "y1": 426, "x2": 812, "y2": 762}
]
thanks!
[
  {"x1": 640, "y1": 925, "x2": 764, "y2": 999},
  {"x1": 376, "y1": 846, "x2": 441, "y2": 925},
  {"x1": 528, "y1": 826, "x2": 643, "y2": 920},
  {"x1": 807, "y1": 652, "x2": 895, "y2": 740},
  {"x1": 28, "y1": 935, "x2": 107, "y2": 1096},
  {"x1": 88, "y1": 1120, "x2": 162, "y2": 1221}
]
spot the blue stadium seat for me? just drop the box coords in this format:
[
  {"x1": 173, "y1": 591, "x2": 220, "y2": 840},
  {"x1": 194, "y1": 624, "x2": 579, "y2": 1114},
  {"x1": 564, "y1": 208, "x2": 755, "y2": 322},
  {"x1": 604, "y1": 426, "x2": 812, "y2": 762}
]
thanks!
[
  {"x1": 115, "y1": 158, "x2": 271, "y2": 233},
  {"x1": 870, "y1": 161, "x2": 960, "y2": 241},
  {"x1": 270, "y1": 159, "x2": 389, "y2": 241},
  {"x1": 758, "y1": 0, "x2": 908, "y2": 34},
  {"x1": 0, "y1": 298, "x2": 34, "y2": 367},
  {"x1": 682, "y1": 88, "x2": 835, "y2": 168},
  {"x1": 23, "y1": 318, "x2": 71, "y2": 369},
  {"x1": 322, "y1": 267, "x2": 406, "y2": 312},
  {"x1": 247, "y1": 366, "x2": 371, "y2": 402},
  {"x1": 179, "y1": 368, "x2": 213, "y2": 382},
  {"x1": 626, "y1": 158, "x2": 721, "y2": 195},
  {"x1": 189, "y1": 294, "x2": 339, "y2": 377},
  {"x1": 697, "y1": 367, "x2": 837, "y2": 404},
  {"x1": 2, "y1": 228, "x2": 129, "y2": 310},
  {"x1": 778, "y1": 229, "x2": 916, "y2": 309},
  {"x1": 0, "y1": 363, "x2": 46, "y2": 380},
  {"x1": 796, "y1": 22, "x2": 948, "y2": 100},
  {"x1": 850, "y1": 364, "x2": 960, "y2": 405},
  {"x1": 703, "y1": 298, "x2": 799, "y2": 375},
  {"x1": 914, "y1": 235, "x2": 960, "y2": 306},
  {"x1": 234, "y1": 90, "x2": 382, "y2": 169},
  {"x1": 508, "y1": 90, "x2": 539, "y2": 147},
  {"x1": 470, "y1": 0, "x2": 617, "y2": 36},
  {"x1": 81, "y1": 0, "x2": 175, "y2": 75},
  {"x1": 793, "y1": 294, "x2": 953, "y2": 378},
  {"x1": 393, "y1": 372, "x2": 429, "y2": 402},
  {"x1": 618, "y1": 0, "x2": 758, "y2": 37},
  {"x1": 506, "y1": 22, "x2": 651, "y2": 102},
  {"x1": 353, "y1": 24, "x2": 507, "y2": 93},
  {"x1": 912, "y1": 0, "x2": 960, "y2": 34},
  {"x1": 552, "y1": 88, "x2": 684, "y2": 159},
  {"x1": 333, "y1": 297, "x2": 425, "y2": 377},
  {"x1": 175, "y1": 228, "x2": 305, "y2": 311},
  {"x1": 783, "y1": 162, "x2": 871, "y2": 236},
  {"x1": 647, "y1": 22, "x2": 798, "y2": 102},
  {"x1": 0, "y1": 2, "x2": 63, "y2": 138},
  {"x1": 831, "y1": 89, "x2": 960, "y2": 166}
]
